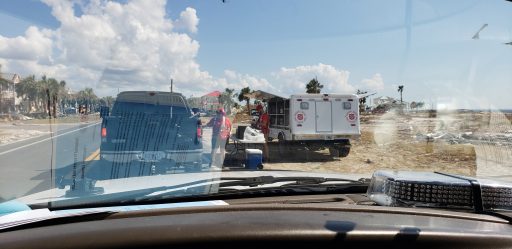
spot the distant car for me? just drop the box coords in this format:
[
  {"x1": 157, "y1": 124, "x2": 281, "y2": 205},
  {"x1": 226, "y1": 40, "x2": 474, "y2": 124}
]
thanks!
[
  {"x1": 100, "y1": 91, "x2": 203, "y2": 176},
  {"x1": 63, "y1": 107, "x2": 77, "y2": 115}
]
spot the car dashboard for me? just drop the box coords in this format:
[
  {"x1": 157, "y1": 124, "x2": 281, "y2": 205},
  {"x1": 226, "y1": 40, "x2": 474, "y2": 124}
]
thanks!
[{"x1": 1, "y1": 193, "x2": 512, "y2": 249}]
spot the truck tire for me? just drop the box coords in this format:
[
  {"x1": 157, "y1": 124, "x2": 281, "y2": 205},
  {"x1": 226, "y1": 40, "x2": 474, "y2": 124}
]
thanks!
[
  {"x1": 330, "y1": 146, "x2": 350, "y2": 158},
  {"x1": 338, "y1": 147, "x2": 350, "y2": 157},
  {"x1": 329, "y1": 147, "x2": 339, "y2": 157}
]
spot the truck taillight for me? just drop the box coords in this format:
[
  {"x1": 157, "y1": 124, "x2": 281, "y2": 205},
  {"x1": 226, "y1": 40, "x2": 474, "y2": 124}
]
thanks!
[
  {"x1": 101, "y1": 127, "x2": 107, "y2": 137},
  {"x1": 197, "y1": 127, "x2": 202, "y2": 138}
]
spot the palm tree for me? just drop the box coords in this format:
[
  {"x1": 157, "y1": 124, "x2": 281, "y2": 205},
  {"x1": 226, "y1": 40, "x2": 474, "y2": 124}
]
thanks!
[
  {"x1": 306, "y1": 77, "x2": 323, "y2": 94},
  {"x1": 219, "y1": 88, "x2": 236, "y2": 114},
  {"x1": 15, "y1": 75, "x2": 37, "y2": 113},
  {"x1": 238, "y1": 87, "x2": 252, "y2": 114},
  {"x1": 77, "y1": 87, "x2": 98, "y2": 113},
  {"x1": 15, "y1": 76, "x2": 71, "y2": 116},
  {"x1": 99, "y1": 96, "x2": 115, "y2": 109},
  {"x1": 397, "y1": 85, "x2": 404, "y2": 103},
  {"x1": 0, "y1": 77, "x2": 10, "y2": 113},
  {"x1": 46, "y1": 78, "x2": 60, "y2": 117},
  {"x1": 34, "y1": 76, "x2": 47, "y2": 113},
  {"x1": 58, "y1": 80, "x2": 68, "y2": 111}
]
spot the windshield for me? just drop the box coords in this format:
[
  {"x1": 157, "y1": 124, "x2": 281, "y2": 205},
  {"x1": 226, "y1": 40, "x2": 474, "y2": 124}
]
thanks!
[{"x1": 0, "y1": 0, "x2": 511, "y2": 209}]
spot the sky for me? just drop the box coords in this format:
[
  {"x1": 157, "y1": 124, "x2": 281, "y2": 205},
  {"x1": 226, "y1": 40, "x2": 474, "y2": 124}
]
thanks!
[{"x1": 0, "y1": 0, "x2": 511, "y2": 109}]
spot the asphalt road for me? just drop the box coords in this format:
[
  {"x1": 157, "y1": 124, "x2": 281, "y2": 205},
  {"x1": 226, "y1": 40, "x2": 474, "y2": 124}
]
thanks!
[
  {"x1": 0, "y1": 123, "x2": 222, "y2": 201},
  {"x1": 0, "y1": 122, "x2": 101, "y2": 201}
]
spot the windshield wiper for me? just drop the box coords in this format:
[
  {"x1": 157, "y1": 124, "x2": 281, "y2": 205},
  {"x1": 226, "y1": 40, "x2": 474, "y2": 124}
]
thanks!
[
  {"x1": 47, "y1": 176, "x2": 369, "y2": 211},
  {"x1": 218, "y1": 176, "x2": 368, "y2": 188},
  {"x1": 136, "y1": 176, "x2": 370, "y2": 203}
]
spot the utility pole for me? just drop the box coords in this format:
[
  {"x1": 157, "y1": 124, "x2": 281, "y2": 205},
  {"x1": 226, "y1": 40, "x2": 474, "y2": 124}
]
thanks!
[{"x1": 170, "y1": 78, "x2": 173, "y2": 93}]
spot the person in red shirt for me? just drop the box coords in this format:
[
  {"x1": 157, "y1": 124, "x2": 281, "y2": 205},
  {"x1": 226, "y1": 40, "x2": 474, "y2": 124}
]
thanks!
[
  {"x1": 256, "y1": 105, "x2": 270, "y2": 161},
  {"x1": 258, "y1": 108, "x2": 269, "y2": 138},
  {"x1": 206, "y1": 108, "x2": 232, "y2": 167}
]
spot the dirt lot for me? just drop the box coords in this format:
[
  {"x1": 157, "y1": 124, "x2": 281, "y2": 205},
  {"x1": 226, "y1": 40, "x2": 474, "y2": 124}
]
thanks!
[{"x1": 230, "y1": 110, "x2": 512, "y2": 178}]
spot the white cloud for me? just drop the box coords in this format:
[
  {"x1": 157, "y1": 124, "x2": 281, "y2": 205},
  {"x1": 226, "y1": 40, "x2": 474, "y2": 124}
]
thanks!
[
  {"x1": 0, "y1": 0, "x2": 209, "y2": 97},
  {"x1": 274, "y1": 63, "x2": 355, "y2": 95},
  {"x1": 361, "y1": 73, "x2": 384, "y2": 91},
  {"x1": 224, "y1": 69, "x2": 238, "y2": 79},
  {"x1": 0, "y1": 26, "x2": 53, "y2": 62},
  {"x1": 174, "y1": 7, "x2": 200, "y2": 33},
  {"x1": 222, "y1": 70, "x2": 274, "y2": 91},
  {"x1": 0, "y1": 1, "x2": 361, "y2": 99},
  {"x1": 219, "y1": 64, "x2": 356, "y2": 97}
]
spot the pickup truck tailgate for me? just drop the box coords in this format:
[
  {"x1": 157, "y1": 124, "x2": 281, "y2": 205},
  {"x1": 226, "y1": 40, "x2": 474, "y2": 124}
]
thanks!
[{"x1": 101, "y1": 112, "x2": 198, "y2": 152}]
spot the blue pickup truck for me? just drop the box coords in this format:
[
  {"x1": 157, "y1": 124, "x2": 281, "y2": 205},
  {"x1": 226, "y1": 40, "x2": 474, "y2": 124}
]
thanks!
[{"x1": 100, "y1": 91, "x2": 203, "y2": 176}]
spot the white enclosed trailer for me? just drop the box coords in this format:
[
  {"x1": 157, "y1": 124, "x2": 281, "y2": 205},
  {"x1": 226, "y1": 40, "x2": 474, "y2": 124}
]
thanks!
[{"x1": 266, "y1": 93, "x2": 360, "y2": 157}]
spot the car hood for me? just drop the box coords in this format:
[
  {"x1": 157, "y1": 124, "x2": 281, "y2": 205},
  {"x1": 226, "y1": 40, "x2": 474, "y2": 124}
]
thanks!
[{"x1": 14, "y1": 170, "x2": 368, "y2": 207}]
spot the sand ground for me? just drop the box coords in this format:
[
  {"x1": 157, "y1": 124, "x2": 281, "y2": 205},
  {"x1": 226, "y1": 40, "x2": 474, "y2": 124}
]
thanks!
[{"x1": 229, "y1": 110, "x2": 512, "y2": 180}]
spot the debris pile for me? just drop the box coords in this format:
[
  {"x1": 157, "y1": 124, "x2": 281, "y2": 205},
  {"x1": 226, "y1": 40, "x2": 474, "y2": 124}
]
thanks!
[{"x1": 414, "y1": 131, "x2": 512, "y2": 146}]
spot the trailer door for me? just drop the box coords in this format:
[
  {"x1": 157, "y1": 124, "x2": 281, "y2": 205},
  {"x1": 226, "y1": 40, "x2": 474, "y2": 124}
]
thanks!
[{"x1": 315, "y1": 101, "x2": 332, "y2": 132}]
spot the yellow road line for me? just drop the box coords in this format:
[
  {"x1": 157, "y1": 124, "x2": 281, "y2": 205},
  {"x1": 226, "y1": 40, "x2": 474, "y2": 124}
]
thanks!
[{"x1": 85, "y1": 149, "x2": 100, "y2": 161}]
